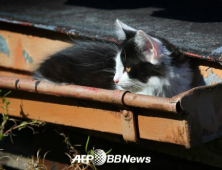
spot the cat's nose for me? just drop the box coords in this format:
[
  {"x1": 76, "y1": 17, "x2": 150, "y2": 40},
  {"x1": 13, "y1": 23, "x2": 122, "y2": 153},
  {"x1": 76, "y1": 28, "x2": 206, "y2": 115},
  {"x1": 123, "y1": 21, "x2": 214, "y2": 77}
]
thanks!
[{"x1": 114, "y1": 80, "x2": 119, "y2": 84}]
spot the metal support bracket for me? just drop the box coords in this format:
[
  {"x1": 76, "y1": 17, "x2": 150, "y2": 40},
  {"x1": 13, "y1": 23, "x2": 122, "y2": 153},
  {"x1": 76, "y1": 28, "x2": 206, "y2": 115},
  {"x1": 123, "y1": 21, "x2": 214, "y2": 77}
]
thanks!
[{"x1": 120, "y1": 110, "x2": 138, "y2": 143}]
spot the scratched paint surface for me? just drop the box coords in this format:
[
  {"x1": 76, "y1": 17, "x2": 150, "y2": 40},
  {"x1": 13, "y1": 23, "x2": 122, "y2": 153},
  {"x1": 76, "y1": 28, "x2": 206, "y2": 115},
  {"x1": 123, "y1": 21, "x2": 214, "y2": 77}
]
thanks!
[
  {"x1": 203, "y1": 69, "x2": 222, "y2": 85},
  {"x1": 0, "y1": 34, "x2": 10, "y2": 57},
  {"x1": 0, "y1": 30, "x2": 71, "y2": 72},
  {"x1": 198, "y1": 63, "x2": 222, "y2": 86},
  {"x1": 22, "y1": 50, "x2": 33, "y2": 63}
]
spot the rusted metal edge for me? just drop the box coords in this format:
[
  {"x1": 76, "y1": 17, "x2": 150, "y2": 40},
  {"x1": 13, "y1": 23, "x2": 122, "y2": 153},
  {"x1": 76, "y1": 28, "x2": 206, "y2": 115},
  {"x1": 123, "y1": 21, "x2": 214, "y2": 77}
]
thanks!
[
  {"x1": 175, "y1": 82, "x2": 222, "y2": 147},
  {"x1": 0, "y1": 17, "x2": 220, "y2": 63},
  {"x1": 0, "y1": 77, "x2": 178, "y2": 113},
  {"x1": 182, "y1": 52, "x2": 222, "y2": 64}
]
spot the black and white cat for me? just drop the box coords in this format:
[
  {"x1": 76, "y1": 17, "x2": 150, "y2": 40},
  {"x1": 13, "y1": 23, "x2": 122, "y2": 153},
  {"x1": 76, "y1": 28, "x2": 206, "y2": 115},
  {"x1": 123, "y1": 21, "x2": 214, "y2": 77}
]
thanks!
[{"x1": 34, "y1": 20, "x2": 193, "y2": 97}]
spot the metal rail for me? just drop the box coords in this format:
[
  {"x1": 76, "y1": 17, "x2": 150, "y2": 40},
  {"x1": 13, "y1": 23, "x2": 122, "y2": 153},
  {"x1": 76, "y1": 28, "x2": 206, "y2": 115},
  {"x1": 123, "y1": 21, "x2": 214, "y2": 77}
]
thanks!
[{"x1": 0, "y1": 77, "x2": 179, "y2": 113}]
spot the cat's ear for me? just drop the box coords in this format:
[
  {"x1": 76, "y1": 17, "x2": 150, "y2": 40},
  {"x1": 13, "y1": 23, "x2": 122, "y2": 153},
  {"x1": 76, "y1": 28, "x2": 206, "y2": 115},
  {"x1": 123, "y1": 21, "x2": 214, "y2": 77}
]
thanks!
[
  {"x1": 115, "y1": 19, "x2": 137, "y2": 40},
  {"x1": 135, "y1": 30, "x2": 162, "y2": 64}
]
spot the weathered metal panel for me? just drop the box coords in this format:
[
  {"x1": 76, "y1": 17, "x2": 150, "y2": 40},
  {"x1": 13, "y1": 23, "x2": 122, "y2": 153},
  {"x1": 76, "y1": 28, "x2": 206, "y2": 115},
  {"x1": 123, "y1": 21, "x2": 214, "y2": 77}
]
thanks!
[
  {"x1": 0, "y1": 89, "x2": 189, "y2": 146},
  {"x1": 178, "y1": 83, "x2": 222, "y2": 146},
  {"x1": 1, "y1": 96, "x2": 123, "y2": 135},
  {"x1": 0, "y1": 30, "x2": 71, "y2": 72},
  {"x1": 138, "y1": 116, "x2": 189, "y2": 147}
]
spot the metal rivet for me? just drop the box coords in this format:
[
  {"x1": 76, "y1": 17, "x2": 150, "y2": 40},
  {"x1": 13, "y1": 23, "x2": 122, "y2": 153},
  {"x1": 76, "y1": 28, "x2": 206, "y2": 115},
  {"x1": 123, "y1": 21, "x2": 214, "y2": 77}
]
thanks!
[{"x1": 123, "y1": 110, "x2": 128, "y2": 117}]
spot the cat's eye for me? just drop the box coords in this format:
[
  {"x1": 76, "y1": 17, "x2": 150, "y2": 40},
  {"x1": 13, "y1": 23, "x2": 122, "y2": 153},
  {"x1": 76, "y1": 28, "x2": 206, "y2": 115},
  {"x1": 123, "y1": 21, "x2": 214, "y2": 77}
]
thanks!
[{"x1": 125, "y1": 67, "x2": 131, "y2": 72}]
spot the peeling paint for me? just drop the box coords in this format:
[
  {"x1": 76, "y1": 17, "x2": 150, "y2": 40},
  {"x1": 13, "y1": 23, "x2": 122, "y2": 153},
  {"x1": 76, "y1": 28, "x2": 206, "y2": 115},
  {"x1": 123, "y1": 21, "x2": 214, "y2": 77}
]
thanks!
[
  {"x1": 0, "y1": 34, "x2": 10, "y2": 57},
  {"x1": 22, "y1": 50, "x2": 33, "y2": 63},
  {"x1": 212, "y1": 46, "x2": 222, "y2": 55},
  {"x1": 202, "y1": 68, "x2": 222, "y2": 85}
]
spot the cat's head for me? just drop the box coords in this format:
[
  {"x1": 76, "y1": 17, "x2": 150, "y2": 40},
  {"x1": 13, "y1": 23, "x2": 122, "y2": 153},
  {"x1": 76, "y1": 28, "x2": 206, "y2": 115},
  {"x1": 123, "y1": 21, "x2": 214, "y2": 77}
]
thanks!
[{"x1": 113, "y1": 20, "x2": 170, "y2": 93}]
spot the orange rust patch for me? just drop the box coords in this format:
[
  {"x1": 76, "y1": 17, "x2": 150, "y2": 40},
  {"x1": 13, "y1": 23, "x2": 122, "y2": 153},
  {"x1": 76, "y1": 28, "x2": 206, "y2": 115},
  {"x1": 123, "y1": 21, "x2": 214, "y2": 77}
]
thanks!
[
  {"x1": 163, "y1": 125, "x2": 187, "y2": 145},
  {"x1": 138, "y1": 115, "x2": 188, "y2": 146},
  {"x1": 14, "y1": 38, "x2": 24, "y2": 68}
]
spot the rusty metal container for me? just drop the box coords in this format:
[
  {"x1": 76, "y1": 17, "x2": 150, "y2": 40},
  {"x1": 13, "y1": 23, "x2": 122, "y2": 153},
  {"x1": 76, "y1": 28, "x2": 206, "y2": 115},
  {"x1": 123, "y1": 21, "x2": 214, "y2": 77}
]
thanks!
[{"x1": 1, "y1": 0, "x2": 222, "y2": 168}]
